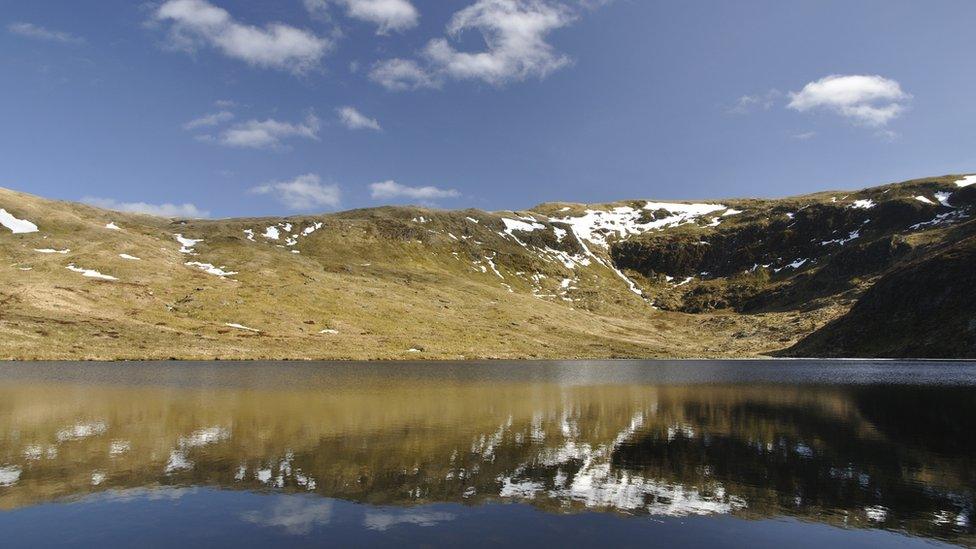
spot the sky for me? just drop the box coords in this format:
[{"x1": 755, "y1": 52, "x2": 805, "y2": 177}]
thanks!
[{"x1": 2, "y1": 0, "x2": 975, "y2": 218}]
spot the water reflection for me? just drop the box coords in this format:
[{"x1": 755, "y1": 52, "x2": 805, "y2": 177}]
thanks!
[{"x1": 0, "y1": 361, "x2": 972, "y2": 545}]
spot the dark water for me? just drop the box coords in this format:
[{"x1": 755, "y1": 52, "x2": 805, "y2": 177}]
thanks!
[{"x1": 0, "y1": 360, "x2": 973, "y2": 548}]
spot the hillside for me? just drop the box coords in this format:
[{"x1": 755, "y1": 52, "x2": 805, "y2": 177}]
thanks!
[{"x1": 1, "y1": 174, "x2": 974, "y2": 360}]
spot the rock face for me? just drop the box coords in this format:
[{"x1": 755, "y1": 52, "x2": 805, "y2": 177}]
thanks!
[
  {"x1": 783, "y1": 234, "x2": 976, "y2": 358},
  {"x1": 0, "y1": 173, "x2": 974, "y2": 359}
]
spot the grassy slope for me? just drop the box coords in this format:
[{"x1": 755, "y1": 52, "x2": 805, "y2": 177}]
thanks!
[
  {"x1": 1, "y1": 175, "x2": 971, "y2": 360},
  {"x1": 0, "y1": 188, "x2": 811, "y2": 359}
]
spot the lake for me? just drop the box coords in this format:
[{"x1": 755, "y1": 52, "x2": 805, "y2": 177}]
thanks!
[{"x1": 0, "y1": 360, "x2": 973, "y2": 547}]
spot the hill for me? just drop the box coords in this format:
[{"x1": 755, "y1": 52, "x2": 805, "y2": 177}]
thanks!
[{"x1": 1, "y1": 174, "x2": 974, "y2": 360}]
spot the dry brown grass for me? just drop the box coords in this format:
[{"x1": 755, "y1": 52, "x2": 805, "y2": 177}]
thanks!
[{"x1": 0, "y1": 186, "x2": 838, "y2": 360}]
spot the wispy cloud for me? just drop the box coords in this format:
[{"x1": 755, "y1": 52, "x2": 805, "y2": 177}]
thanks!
[
  {"x1": 337, "y1": 106, "x2": 381, "y2": 131},
  {"x1": 369, "y1": 58, "x2": 439, "y2": 91},
  {"x1": 791, "y1": 131, "x2": 816, "y2": 140},
  {"x1": 788, "y1": 74, "x2": 910, "y2": 127},
  {"x1": 182, "y1": 110, "x2": 234, "y2": 130},
  {"x1": 214, "y1": 114, "x2": 320, "y2": 149},
  {"x1": 369, "y1": 180, "x2": 460, "y2": 201},
  {"x1": 7, "y1": 22, "x2": 85, "y2": 44},
  {"x1": 729, "y1": 90, "x2": 781, "y2": 114},
  {"x1": 242, "y1": 497, "x2": 334, "y2": 536},
  {"x1": 306, "y1": 0, "x2": 419, "y2": 34},
  {"x1": 82, "y1": 197, "x2": 209, "y2": 218},
  {"x1": 363, "y1": 509, "x2": 456, "y2": 531},
  {"x1": 874, "y1": 129, "x2": 900, "y2": 141},
  {"x1": 249, "y1": 173, "x2": 340, "y2": 211},
  {"x1": 153, "y1": 0, "x2": 332, "y2": 74},
  {"x1": 371, "y1": 0, "x2": 589, "y2": 90}
]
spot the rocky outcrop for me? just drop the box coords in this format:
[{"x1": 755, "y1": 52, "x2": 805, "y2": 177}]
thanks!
[{"x1": 782, "y1": 232, "x2": 976, "y2": 358}]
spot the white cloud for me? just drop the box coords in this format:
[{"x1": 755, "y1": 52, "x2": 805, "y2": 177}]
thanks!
[
  {"x1": 183, "y1": 110, "x2": 235, "y2": 130},
  {"x1": 7, "y1": 22, "x2": 84, "y2": 44},
  {"x1": 154, "y1": 0, "x2": 332, "y2": 74},
  {"x1": 369, "y1": 180, "x2": 460, "y2": 201},
  {"x1": 303, "y1": 0, "x2": 332, "y2": 20},
  {"x1": 729, "y1": 90, "x2": 781, "y2": 114},
  {"x1": 425, "y1": 0, "x2": 576, "y2": 85},
  {"x1": 82, "y1": 197, "x2": 209, "y2": 218},
  {"x1": 787, "y1": 74, "x2": 910, "y2": 127},
  {"x1": 337, "y1": 106, "x2": 381, "y2": 131},
  {"x1": 792, "y1": 131, "x2": 816, "y2": 140},
  {"x1": 249, "y1": 173, "x2": 341, "y2": 211},
  {"x1": 369, "y1": 58, "x2": 439, "y2": 91},
  {"x1": 331, "y1": 0, "x2": 419, "y2": 34},
  {"x1": 371, "y1": 0, "x2": 582, "y2": 89},
  {"x1": 217, "y1": 114, "x2": 320, "y2": 149}
]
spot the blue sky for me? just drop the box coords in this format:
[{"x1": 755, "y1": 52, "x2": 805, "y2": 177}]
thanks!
[{"x1": 2, "y1": 0, "x2": 975, "y2": 217}]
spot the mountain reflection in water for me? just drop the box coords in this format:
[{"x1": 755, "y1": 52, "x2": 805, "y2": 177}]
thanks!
[{"x1": 0, "y1": 360, "x2": 973, "y2": 546}]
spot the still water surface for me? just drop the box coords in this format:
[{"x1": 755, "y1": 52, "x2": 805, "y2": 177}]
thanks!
[{"x1": 0, "y1": 360, "x2": 973, "y2": 547}]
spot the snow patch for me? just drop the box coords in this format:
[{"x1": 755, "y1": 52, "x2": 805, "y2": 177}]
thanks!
[
  {"x1": 119, "y1": 253, "x2": 141, "y2": 260},
  {"x1": 850, "y1": 199, "x2": 875, "y2": 209},
  {"x1": 105, "y1": 222, "x2": 121, "y2": 230},
  {"x1": 34, "y1": 248, "x2": 69, "y2": 254},
  {"x1": 485, "y1": 255, "x2": 504, "y2": 278},
  {"x1": 262, "y1": 226, "x2": 280, "y2": 240},
  {"x1": 174, "y1": 234, "x2": 202, "y2": 253},
  {"x1": 243, "y1": 229, "x2": 255, "y2": 241},
  {"x1": 722, "y1": 208, "x2": 743, "y2": 216},
  {"x1": 302, "y1": 222, "x2": 323, "y2": 235},
  {"x1": 954, "y1": 175, "x2": 976, "y2": 188},
  {"x1": 607, "y1": 262, "x2": 644, "y2": 296},
  {"x1": 551, "y1": 202, "x2": 726, "y2": 248},
  {"x1": 774, "y1": 258, "x2": 808, "y2": 272},
  {"x1": 820, "y1": 230, "x2": 860, "y2": 246},
  {"x1": 0, "y1": 209, "x2": 38, "y2": 233},
  {"x1": 934, "y1": 192, "x2": 952, "y2": 207},
  {"x1": 225, "y1": 323, "x2": 260, "y2": 332},
  {"x1": 66, "y1": 264, "x2": 117, "y2": 281},
  {"x1": 185, "y1": 262, "x2": 237, "y2": 277},
  {"x1": 909, "y1": 209, "x2": 970, "y2": 230},
  {"x1": 915, "y1": 195, "x2": 934, "y2": 205},
  {"x1": 501, "y1": 217, "x2": 545, "y2": 233},
  {"x1": 319, "y1": 328, "x2": 339, "y2": 334}
]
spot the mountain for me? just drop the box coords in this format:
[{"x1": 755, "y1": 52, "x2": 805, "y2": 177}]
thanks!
[{"x1": 1, "y1": 174, "x2": 974, "y2": 360}]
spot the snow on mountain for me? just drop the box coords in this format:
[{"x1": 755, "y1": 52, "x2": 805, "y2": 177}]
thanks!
[
  {"x1": 550, "y1": 202, "x2": 726, "y2": 248},
  {"x1": 0, "y1": 208, "x2": 38, "y2": 233}
]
